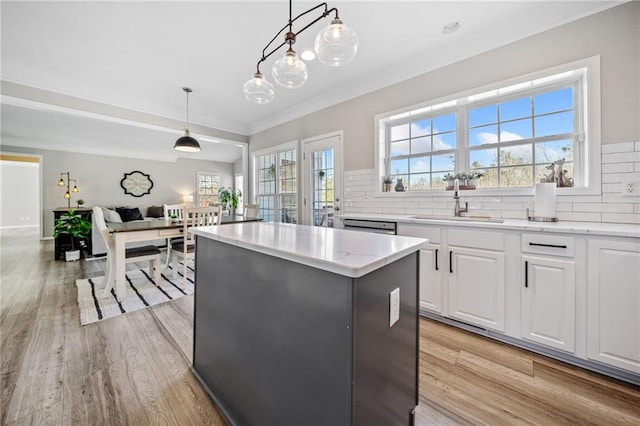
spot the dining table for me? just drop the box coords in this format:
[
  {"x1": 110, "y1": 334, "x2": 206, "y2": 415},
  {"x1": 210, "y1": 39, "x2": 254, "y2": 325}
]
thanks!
[{"x1": 107, "y1": 215, "x2": 261, "y2": 300}]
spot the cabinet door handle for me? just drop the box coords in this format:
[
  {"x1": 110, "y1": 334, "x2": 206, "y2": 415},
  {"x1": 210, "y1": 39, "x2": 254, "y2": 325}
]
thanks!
[
  {"x1": 435, "y1": 249, "x2": 439, "y2": 271},
  {"x1": 525, "y1": 260, "x2": 529, "y2": 288},
  {"x1": 449, "y1": 250, "x2": 453, "y2": 274},
  {"x1": 529, "y1": 242, "x2": 567, "y2": 249}
]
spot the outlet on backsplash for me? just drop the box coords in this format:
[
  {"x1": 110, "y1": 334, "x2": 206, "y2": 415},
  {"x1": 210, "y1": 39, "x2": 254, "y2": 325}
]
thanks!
[{"x1": 622, "y1": 178, "x2": 639, "y2": 197}]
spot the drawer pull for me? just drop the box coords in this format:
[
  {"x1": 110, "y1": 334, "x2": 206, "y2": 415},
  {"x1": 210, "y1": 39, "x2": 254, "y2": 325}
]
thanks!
[
  {"x1": 525, "y1": 261, "x2": 529, "y2": 288},
  {"x1": 435, "y1": 249, "x2": 439, "y2": 271},
  {"x1": 529, "y1": 242, "x2": 567, "y2": 249},
  {"x1": 449, "y1": 250, "x2": 453, "y2": 274}
]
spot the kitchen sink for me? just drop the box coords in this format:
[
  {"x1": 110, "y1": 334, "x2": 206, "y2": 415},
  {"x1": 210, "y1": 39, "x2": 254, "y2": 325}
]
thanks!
[{"x1": 408, "y1": 215, "x2": 504, "y2": 223}]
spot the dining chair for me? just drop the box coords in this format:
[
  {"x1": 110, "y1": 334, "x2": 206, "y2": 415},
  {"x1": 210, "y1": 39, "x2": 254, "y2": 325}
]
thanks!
[
  {"x1": 92, "y1": 206, "x2": 162, "y2": 298},
  {"x1": 163, "y1": 203, "x2": 186, "y2": 268},
  {"x1": 170, "y1": 205, "x2": 222, "y2": 287},
  {"x1": 243, "y1": 203, "x2": 259, "y2": 218}
]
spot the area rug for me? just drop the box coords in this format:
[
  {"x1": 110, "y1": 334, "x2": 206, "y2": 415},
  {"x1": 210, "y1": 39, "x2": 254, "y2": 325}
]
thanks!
[{"x1": 75, "y1": 265, "x2": 194, "y2": 325}]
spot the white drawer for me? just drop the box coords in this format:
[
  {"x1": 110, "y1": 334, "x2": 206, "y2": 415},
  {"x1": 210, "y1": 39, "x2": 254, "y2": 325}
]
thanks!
[
  {"x1": 447, "y1": 228, "x2": 504, "y2": 251},
  {"x1": 522, "y1": 233, "x2": 575, "y2": 258},
  {"x1": 397, "y1": 223, "x2": 441, "y2": 243}
]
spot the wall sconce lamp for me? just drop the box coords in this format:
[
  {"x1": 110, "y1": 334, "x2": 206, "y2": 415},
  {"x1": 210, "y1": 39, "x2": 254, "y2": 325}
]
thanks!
[{"x1": 58, "y1": 172, "x2": 79, "y2": 209}]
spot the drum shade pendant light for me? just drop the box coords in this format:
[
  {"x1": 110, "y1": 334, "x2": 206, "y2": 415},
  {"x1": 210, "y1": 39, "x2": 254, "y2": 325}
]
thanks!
[
  {"x1": 243, "y1": 0, "x2": 358, "y2": 104},
  {"x1": 174, "y1": 87, "x2": 201, "y2": 152}
]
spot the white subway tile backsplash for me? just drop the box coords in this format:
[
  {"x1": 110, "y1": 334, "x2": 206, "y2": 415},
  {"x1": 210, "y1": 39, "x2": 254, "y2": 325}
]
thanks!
[
  {"x1": 343, "y1": 141, "x2": 639, "y2": 225},
  {"x1": 602, "y1": 152, "x2": 640, "y2": 163},
  {"x1": 573, "y1": 203, "x2": 634, "y2": 213},
  {"x1": 602, "y1": 183, "x2": 621, "y2": 193},
  {"x1": 602, "y1": 142, "x2": 635, "y2": 154},
  {"x1": 601, "y1": 213, "x2": 640, "y2": 224},
  {"x1": 602, "y1": 163, "x2": 635, "y2": 173},
  {"x1": 601, "y1": 172, "x2": 640, "y2": 183},
  {"x1": 557, "y1": 212, "x2": 602, "y2": 222}
]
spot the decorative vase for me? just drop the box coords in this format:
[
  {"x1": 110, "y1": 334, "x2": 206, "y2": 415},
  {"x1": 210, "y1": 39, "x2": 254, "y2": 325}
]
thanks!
[
  {"x1": 395, "y1": 178, "x2": 405, "y2": 192},
  {"x1": 384, "y1": 183, "x2": 392, "y2": 192}
]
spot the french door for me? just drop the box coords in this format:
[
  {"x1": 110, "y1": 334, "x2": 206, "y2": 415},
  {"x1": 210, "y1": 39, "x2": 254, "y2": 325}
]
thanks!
[{"x1": 302, "y1": 132, "x2": 342, "y2": 227}]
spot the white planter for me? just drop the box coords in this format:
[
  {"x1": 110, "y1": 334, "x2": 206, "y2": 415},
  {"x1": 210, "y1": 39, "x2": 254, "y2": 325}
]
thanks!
[{"x1": 65, "y1": 250, "x2": 81, "y2": 262}]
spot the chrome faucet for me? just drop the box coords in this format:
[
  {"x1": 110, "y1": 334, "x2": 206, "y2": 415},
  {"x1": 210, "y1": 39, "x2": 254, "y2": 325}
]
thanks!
[{"x1": 453, "y1": 178, "x2": 468, "y2": 217}]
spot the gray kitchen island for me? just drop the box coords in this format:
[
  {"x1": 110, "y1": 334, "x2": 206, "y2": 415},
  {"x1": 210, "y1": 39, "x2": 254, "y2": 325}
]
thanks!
[{"x1": 190, "y1": 222, "x2": 427, "y2": 426}]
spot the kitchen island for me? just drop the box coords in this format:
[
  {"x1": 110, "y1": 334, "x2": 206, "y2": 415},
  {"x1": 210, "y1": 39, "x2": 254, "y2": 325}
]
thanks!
[{"x1": 190, "y1": 222, "x2": 427, "y2": 426}]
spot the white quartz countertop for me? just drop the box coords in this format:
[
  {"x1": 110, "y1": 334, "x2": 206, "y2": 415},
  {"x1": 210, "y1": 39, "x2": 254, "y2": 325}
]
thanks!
[
  {"x1": 338, "y1": 213, "x2": 640, "y2": 238},
  {"x1": 190, "y1": 222, "x2": 428, "y2": 278}
]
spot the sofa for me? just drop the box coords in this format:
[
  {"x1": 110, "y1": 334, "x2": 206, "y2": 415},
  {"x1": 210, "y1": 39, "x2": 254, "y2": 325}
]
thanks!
[{"x1": 91, "y1": 206, "x2": 166, "y2": 256}]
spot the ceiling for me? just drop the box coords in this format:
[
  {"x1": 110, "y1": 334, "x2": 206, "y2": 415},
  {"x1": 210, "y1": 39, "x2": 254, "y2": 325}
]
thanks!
[{"x1": 1, "y1": 1, "x2": 621, "y2": 163}]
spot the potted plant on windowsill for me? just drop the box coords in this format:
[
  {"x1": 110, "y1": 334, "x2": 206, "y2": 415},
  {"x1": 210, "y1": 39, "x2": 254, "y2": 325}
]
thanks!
[
  {"x1": 382, "y1": 175, "x2": 393, "y2": 192},
  {"x1": 218, "y1": 187, "x2": 242, "y2": 215},
  {"x1": 53, "y1": 209, "x2": 92, "y2": 261}
]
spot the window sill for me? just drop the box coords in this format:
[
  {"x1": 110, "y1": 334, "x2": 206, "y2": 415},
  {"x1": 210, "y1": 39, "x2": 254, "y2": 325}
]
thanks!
[{"x1": 373, "y1": 186, "x2": 601, "y2": 198}]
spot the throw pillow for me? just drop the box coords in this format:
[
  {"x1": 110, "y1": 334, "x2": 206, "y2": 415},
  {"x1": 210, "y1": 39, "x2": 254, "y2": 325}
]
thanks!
[
  {"x1": 101, "y1": 207, "x2": 123, "y2": 223},
  {"x1": 146, "y1": 206, "x2": 164, "y2": 218},
  {"x1": 116, "y1": 207, "x2": 144, "y2": 222}
]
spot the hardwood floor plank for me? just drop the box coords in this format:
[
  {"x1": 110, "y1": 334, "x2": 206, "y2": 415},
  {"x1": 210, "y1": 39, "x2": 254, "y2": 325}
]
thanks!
[
  {"x1": 5, "y1": 400, "x2": 62, "y2": 426},
  {"x1": 422, "y1": 320, "x2": 535, "y2": 377},
  {"x1": 158, "y1": 370, "x2": 227, "y2": 425},
  {"x1": 533, "y1": 361, "x2": 640, "y2": 424},
  {"x1": 128, "y1": 308, "x2": 191, "y2": 381},
  {"x1": 150, "y1": 296, "x2": 194, "y2": 364}
]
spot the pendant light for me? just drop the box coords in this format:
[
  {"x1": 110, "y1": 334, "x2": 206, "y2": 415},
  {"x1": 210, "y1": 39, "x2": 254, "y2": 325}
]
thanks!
[
  {"x1": 174, "y1": 87, "x2": 201, "y2": 153},
  {"x1": 243, "y1": 0, "x2": 358, "y2": 104}
]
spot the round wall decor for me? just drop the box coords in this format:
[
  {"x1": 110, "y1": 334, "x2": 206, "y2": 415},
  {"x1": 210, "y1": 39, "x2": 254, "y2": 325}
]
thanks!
[{"x1": 120, "y1": 171, "x2": 153, "y2": 197}]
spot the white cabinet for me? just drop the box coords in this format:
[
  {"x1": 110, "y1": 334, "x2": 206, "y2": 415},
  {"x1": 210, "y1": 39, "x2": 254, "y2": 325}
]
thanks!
[
  {"x1": 587, "y1": 238, "x2": 640, "y2": 373},
  {"x1": 520, "y1": 233, "x2": 576, "y2": 353},
  {"x1": 447, "y1": 228, "x2": 506, "y2": 332},
  {"x1": 522, "y1": 255, "x2": 576, "y2": 352},
  {"x1": 397, "y1": 224, "x2": 443, "y2": 314},
  {"x1": 449, "y1": 246, "x2": 506, "y2": 332}
]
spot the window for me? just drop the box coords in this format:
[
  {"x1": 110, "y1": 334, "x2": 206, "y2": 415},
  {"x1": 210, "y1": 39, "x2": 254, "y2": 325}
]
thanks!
[
  {"x1": 388, "y1": 112, "x2": 457, "y2": 190},
  {"x1": 235, "y1": 174, "x2": 244, "y2": 213},
  {"x1": 377, "y1": 58, "x2": 599, "y2": 194},
  {"x1": 197, "y1": 172, "x2": 220, "y2": 206},
  {"x1": 468, "y1": 85, "x2": 577, "y2": 188},
  {"x1": 254, "y1": 143, "x2": 297, "y2": 223}
]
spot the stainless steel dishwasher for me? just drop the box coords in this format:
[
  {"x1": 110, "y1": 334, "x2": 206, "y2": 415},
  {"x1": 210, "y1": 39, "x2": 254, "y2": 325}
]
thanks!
[{"x1": 342, "y1": 218, "x2": 397, "y2": 235}]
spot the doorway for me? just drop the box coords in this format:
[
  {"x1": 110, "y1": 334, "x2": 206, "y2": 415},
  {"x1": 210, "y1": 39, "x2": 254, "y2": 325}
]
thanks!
[
  {"x1": 0, "y1": 154, "x2": 41, "y2": 234},
  {"x1": 302, "y1": 132, "x2": 342, "y2": 228}
]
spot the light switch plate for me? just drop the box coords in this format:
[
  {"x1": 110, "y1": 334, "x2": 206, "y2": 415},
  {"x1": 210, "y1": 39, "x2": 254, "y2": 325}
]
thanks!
[{"x1": 389, "y1": 287, "x2": 400, "y2": 327}]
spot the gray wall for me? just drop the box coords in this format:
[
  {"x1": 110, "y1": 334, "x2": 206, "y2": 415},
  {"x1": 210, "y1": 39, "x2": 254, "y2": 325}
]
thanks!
[
  {"x1": 0, "y1": 160, "x2": 39, "y2": 228},
  {"x1": 1, "y1": 145, "x2": 233, "y2": 237},
  {"x1": 249, "y1": 2, "x2": 640, "y2": 171}
]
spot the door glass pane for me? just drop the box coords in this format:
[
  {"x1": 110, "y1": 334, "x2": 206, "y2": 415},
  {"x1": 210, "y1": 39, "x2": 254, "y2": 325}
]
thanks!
[{"x1": 311, "y1": 148, "x2": 334, "y2": 228}]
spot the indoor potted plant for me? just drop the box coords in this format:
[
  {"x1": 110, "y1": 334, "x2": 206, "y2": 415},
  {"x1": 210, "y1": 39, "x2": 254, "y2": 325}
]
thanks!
[
  {"x1": 218, "y1": 187, "x2": 242, "y2": 215},
  {"x1": 382, "y1": 175, "x2": 393, "y2": 192},
  {"x1": 76, "y1": 199, "x2": 85, "y2": 209},
  {"x1": 53, "y1": 209, "x2": 92, "y2": 261}
]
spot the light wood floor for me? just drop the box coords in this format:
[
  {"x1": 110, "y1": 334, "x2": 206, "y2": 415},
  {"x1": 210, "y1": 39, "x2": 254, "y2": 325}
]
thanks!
[{"x1": 1, "y1": 228, "x2": 639, "y2": 425}]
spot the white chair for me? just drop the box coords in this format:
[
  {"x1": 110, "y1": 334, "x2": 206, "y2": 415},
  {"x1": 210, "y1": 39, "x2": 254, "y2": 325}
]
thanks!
[
  {"x1": 92, "y1": 206, "x2": 162, "y2": 298},
  {"x1": 170, "y1": 205, "x2": 222, "y2": 287},
  {"x1": 243, "y1": 203, "x2": 259, "y2": 218},
  {"x1": 163, "y1": 203, "x2": 186, "y2": 268}
]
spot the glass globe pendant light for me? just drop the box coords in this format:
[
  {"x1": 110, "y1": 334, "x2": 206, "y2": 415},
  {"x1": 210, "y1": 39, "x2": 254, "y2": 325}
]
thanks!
[
  {"x1": 243, "y1": 72, "x2": 275, "y2": 104},
  {"x1": 314, "y1": 18, "x2": 358, "y2": 67},
  {"x1": 243, "y1": 1, "x2": 358, "y2": 104},
  {"x1": 174, "y1": 87, "x2": 201, "y2": 153},
  {"x1": 272, "y1": 47, "x2": 307, "y2": 89}
]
